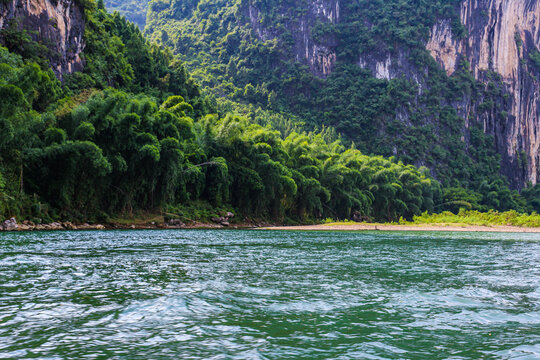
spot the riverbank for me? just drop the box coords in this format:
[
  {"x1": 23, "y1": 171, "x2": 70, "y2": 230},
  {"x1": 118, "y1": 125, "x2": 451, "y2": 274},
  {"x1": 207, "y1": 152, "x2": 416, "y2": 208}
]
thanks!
[
  {"x1": 0, "y1": 221, "x2": 260, "y2": 232},
  {"x1": 261, "y1": 223, "x2": 540, "y2": 233},
  {"x1": 0, "y1": 216, "x2": 261, "y2": 232},
  {"x1": 2, "y1": 218, "x2": 540, "y2": 233},
  {"x1": 2, "y1": 213, "x2": 540, "y2": 233}
]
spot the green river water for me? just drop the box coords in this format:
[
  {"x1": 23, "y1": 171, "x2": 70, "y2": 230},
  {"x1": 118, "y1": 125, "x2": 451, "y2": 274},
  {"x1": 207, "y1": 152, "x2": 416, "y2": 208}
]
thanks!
[{"x1": 0, "y1": 230, "x2": 539, "y2": 359}]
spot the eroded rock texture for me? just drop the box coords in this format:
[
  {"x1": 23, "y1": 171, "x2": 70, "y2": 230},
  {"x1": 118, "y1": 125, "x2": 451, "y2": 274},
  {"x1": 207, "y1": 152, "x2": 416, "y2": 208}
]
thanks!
[
  {"x1": 245, "y1": 0, "x2": 539, "y2": 188},
  {"x1": 428, "y1": 0, "x2": 540, "y2": 187},
  {"x1": 0, "y1": 0, "x2": 85, "y2": 77},
  {"x1": 245, "y1": 0, "x2": 339, "y2": 77}
]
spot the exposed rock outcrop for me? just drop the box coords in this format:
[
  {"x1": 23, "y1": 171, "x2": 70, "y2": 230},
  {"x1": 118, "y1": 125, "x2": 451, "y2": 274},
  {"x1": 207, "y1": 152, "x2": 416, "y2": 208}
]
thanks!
[
  {"x1": 245, "y1": 0, "x2": 540, "y2": 188},
  {"x1": 245, "y1": 0, "x2": 339, "y2": 77},
  {"x1": 0, "y1": 0, "x2": 85, "y2": 77},
  {"x1": 0, "y1": 219, "x2": 107, "y2": 231},
  {"x1": 243, "y1": 0, "x2": 539, "y2": 188},
  {"x1": 427, "y1": 0, "x2": 540, "y2": 188},
  {"x1": 211, "y1": 212, "x2": 235, "y2": 227},
  {"x1": 1, "y1": 217, "x2": 18, "y2": 231},
  {"x1": 166, "y1": 219, "x2": 185, "y2": 228}
]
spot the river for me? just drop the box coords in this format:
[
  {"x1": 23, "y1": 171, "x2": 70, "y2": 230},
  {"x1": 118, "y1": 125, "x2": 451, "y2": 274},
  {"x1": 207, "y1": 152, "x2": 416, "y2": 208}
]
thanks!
[{"x1": 0, "y1": 230, "x2": 539, "y2": 359}]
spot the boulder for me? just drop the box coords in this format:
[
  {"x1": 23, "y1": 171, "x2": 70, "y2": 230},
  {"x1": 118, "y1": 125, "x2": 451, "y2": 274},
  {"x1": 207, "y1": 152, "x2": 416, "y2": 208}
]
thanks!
[
  {"x1": 167, "y1": 219, "x2": 184, "y2": 227},
  {"x1": 78, "y1": 223, "x2": 102, "y2": 230},
  {"x1": 226, "y1": 212, "x2": 234, "y2": 218},
  {"x1": 2, "y1": 218, "x2": 18, "y2": 231},
  {"x1": 49, "y1": 222, "x2": 63, "y2": 230},
  {"x1": 18, "y1": 224, "x2": 33, "y2": 231},
  {"x1": 351, "y1": 211, "x2": 369, "y2": 223},
  {"x1": 62, "y1": 222, "x2": 77, "y2": 230},
  {"x1": 221, "y1": 221, "x2": 230, "y2": 227}
]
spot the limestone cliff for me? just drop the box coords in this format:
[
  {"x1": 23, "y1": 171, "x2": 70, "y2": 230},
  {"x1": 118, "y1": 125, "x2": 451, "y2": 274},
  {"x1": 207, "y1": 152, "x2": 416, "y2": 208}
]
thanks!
[
  {"x1": 0, "y1": 0, "x2": 85, "y2": 76},
  {"x1": 244, "y1": 0, "x2": 539, "y2": 188},
  {"x1": 427, "y1": 0, "x2": 540, "y2": 188},
  {"x1": 245, "y1": 0, "x2": 339, "y2": 77}
]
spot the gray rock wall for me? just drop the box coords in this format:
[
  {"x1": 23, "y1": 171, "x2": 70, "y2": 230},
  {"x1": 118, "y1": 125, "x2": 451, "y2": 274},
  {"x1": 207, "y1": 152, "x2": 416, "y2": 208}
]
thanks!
[{"x1": 0, "y1": 0, "x2": 85, "y2": 77}]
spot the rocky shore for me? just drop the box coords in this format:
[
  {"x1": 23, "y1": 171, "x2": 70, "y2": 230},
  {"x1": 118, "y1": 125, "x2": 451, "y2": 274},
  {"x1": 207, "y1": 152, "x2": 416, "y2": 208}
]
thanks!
[
  {"x1": 0, "y1": 218, "x2": 107, "y2": 231},
  {"x1": 0, "y1": 212, "x2": 262, "y2": 232}
]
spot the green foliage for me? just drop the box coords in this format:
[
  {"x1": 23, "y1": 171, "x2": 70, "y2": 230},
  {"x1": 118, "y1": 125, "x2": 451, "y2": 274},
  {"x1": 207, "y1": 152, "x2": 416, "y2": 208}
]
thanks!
[
  {"x1": 521, "y1": 184, "x2": 540, "y2": 213},
  {"x1": 0, "y1": 19, "x2": 50, "y2": 66},
  {"x1": 529, "y1": 48, "x2": 540, "y2": 70},
  {"x1": 74, "y1": 122, "x2": 96, "y2": 140},
  {"x1": 0, "y1": 44, "x2": 445, "y2": 222},
  {"x1": 1, "y1": 1, "x2": 537, "y2": 225},
  {"x1": 74, "y1": 0, "x2": 97, "y2": 11},
  {"x1": 66, "y1": 6, "x2": 202, "y2": 110},
  {"x1": 44, "y1": 128, "x2": 67, "y2": 145},
  {"x1": 411, "y1": 209, "x2": 540, "y2": 228},
  {"x1": 143, "y1": 0, "x2": 511, "y2": 197}
]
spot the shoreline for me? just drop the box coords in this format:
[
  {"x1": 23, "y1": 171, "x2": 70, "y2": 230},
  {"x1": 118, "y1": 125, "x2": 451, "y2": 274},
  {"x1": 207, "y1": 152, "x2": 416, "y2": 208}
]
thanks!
[
  {"x1": 2, "y1": 220, "x2": 540, "y2": 233},
  {"x1": 0, "y1": 219, "x2": 261, "y2": 232},
  {"x1": 260, "y1": 223, "x2": 540, "y2": 233}
]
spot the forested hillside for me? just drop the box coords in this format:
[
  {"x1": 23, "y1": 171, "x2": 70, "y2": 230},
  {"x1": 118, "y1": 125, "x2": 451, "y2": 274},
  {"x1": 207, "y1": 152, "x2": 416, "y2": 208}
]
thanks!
[
  {"x1": 0, "y1": 0, "x2": 470, "y2": 224},
  {"x1": 144, "y1": 0, "x2": 489, "y2": 185},
  {"x1": 144, "y1": 0, "x2": 540, "y2": 206},
  {"x1": 0, "y1": 0, "x2": 538, "y2": 226}
]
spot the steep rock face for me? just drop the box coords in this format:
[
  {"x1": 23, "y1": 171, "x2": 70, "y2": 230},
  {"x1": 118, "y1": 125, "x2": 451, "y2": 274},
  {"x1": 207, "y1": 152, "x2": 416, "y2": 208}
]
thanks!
[
  {"x1": 0, "y1": 0, "x2": 85, "y2": 76},
  {"x1": 428, "y1": 0, "x2": 540, "y2": 187},
  {"x1": 244, "y1": 0, "x2": 539, "y2": 188},
  {"x1": 245, "y1": 0, "x2": 339, "y2": 77}
]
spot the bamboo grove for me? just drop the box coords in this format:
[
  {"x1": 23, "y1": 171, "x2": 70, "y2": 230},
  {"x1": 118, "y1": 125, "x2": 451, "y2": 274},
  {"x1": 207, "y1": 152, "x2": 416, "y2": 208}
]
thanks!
[{"x1": 0, "y1": 0, "x2": 538, "y2": 224}]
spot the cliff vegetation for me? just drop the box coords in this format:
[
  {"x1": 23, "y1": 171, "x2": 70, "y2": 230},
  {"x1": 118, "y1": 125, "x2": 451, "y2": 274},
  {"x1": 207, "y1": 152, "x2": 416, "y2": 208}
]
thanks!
[
  {"x1": 144, "y1": 0, "x2": 540, "y2": 208},
  {"x1": 0, "y1": 0, "x2": 538, "y2": 226},
  {"x1": 0, "y1": 0, "x2": 447, "y2": 225}
]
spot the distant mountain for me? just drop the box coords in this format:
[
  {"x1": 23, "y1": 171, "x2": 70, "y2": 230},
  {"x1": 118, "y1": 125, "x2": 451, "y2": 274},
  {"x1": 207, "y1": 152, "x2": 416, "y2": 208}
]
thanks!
[{"x1": 104, "y1": 0, "x2": 149, "y2": 28}]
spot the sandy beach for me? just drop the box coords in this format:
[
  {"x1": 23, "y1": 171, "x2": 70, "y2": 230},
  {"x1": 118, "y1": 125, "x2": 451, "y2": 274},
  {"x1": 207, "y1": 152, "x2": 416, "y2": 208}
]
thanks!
[{"x1": 261, "y1": 223, "x2": 540, "y2": 233}]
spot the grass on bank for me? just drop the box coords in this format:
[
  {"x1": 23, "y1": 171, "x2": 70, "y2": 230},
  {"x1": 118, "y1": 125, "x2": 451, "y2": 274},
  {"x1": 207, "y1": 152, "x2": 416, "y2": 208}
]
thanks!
[
  {"x1": 410, "y1": 209, "x2": 540, "y2": 227},
  {"x1": 324, "y1": 209, "x2": 540, "y2": 228}
]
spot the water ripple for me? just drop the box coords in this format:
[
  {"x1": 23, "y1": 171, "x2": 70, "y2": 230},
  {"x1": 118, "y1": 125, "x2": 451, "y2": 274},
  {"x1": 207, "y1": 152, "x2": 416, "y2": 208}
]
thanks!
[{"x1": 0, "y1": 229, "x2": 539, "y2": 359}]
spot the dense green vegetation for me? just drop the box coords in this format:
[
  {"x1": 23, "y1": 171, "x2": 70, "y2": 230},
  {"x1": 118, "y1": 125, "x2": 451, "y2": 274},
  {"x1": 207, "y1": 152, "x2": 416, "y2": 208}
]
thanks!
[
  {"x1": 144, "y1": 0, "x2": 474, "y2": 171},
  {"x1": 0, "y1": 0, "x2": 450, "y2": 224},
  {"x1": 0, "y1": 0, "x2": 538, "y2": 225},
  {"x1": 324, "y1": 209, "x2": 540, "y2": 228},
  {"x1": 410, "y1": 209, "x2": 540, "y2": 228},
  {"x1": 144, "y1": 0, "x2": 540, "y2": 209}
]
